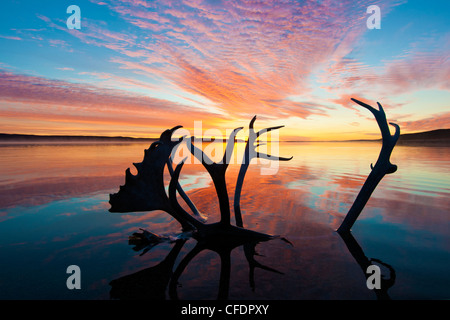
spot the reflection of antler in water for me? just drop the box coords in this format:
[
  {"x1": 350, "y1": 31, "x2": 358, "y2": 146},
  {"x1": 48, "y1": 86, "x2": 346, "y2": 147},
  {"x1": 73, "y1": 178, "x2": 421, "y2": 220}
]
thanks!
[
  {"x1": 338, "y1": 231, "x2": 396, "y2": 300},
  {"x1": 167, "y1": 238, "x2": 283, "y2": 300},
  {"x1": 109, "y1": 232, "x2": 284, "y2": 300},
  {"x1": 337, "y1": 98, "x2": 400, "y2": 233},
  {"x1": 109, "y1": 240, "x2": 186, "y2": 300},
  {"x1": 243, "y1": 242, "x2": 284, "y2": 292}
]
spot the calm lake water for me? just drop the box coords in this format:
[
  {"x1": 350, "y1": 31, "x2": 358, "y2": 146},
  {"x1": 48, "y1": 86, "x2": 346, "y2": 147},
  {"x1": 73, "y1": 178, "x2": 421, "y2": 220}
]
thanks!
[{"x1": 0, "y1": 141, "x2": 448, "y2": 300}]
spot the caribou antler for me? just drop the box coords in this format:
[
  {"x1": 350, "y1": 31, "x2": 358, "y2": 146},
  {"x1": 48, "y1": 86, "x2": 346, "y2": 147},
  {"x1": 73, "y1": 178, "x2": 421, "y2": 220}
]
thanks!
[
  {"x1": 337, "y1": 98, "x2": 400, "y2": 233},
  {"x1": 108, "y1": 118, "x2": 293, "y2": 299},
  {"x1": 110, "y1": 117, "x2": 291, "y2": 238},
  {"x1": 234, "y1": 116, "x2": 292, "y2": 227}
]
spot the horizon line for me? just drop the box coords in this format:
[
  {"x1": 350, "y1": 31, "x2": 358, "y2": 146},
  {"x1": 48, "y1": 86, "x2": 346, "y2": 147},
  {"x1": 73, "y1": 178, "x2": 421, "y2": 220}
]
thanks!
[{"x1": 0, "y1": 128, "x2": 449, "y2": 143}]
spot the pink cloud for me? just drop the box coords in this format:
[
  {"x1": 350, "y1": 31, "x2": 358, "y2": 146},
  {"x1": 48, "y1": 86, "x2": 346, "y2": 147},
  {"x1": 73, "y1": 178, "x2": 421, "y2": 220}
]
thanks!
[
  {"x1": 78, "y1": 0, "x2": 384, "y2": 120},
  {"x1": 382, "y1": 51, "x2": 450, "y2": 94},
  {"x1": 397, "y1": 112, "x2": 450, "y2": 132},
  {"x1": 0, "y1": 35, "x2": 22, "y2": 41},
  {"x1": 322, "y1": 45, "x2": 450, "y2": 99},
  {"x1": 0, "y1": 70, "x2": 220, "y2": 133}
]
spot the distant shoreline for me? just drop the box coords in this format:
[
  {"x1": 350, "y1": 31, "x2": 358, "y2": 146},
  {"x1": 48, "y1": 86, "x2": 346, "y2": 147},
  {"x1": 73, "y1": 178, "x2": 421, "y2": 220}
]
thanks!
[
  {"x1": 0, "y1": 133, "x2": 158, "y2": 143},
  {"x1": 0, "y1": 128, "x2": 448, "y2": 145}
]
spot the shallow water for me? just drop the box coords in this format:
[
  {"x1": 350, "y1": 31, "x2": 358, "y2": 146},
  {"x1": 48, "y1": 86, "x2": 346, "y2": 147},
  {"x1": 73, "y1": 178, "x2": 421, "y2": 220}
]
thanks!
[{"x1": 0, "y1": 141, "x2": 448, "y2": 299}]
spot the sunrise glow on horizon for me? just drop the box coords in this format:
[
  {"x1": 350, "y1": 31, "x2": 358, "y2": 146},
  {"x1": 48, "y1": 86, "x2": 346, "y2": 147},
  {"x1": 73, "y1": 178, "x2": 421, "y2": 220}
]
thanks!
[{"x1": 0, "y1": 0, "x2": 448, "y2": 141}]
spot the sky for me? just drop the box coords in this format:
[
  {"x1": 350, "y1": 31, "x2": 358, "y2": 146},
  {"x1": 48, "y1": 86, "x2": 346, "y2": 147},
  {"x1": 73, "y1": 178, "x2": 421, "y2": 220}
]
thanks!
[{"x1": 0, "y1": 0, "x2": 448, "y2": 140}]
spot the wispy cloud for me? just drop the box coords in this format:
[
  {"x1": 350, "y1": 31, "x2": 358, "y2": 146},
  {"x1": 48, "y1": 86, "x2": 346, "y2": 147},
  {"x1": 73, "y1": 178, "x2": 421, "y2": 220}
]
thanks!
[
  {"x1": 61, "y1": 0, "x2": 389, "y2": 121},
  {"x1": 0, "y1": 70, "x2": 220, "y2": 135},
  {"x1": 324, "y1": 47, "x2": 450, "y2": 96},
  {"x1": 397, "y1": 111, "x2": 450, "y2": 132},
  {"x1": 0, "y1": 35, "x2": 22, "y2": 41}
]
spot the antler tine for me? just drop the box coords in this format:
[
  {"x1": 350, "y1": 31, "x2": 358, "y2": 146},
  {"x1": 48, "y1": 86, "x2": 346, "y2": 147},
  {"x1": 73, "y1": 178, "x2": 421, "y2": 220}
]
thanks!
[
  {"x1": 249, "y1": 115, "x2": 285, "y2": 139},
  {"x1": 168, "y1": 158, "x2": 204, "y2": 230},
  {"x1": 352, "y1": 98, "x2": 401, "y2": 147},
  {"x1": 257, "y1": 124, "x2": 291, "y2": 161},
  {"x1": 186, "y1": 136, "x2": 213, "y2": 166},
  {"x1": 222, "y1": 126, "x2": 244, "y2": 166},
  {"x1": 234, "y1": 116, "x2": 292, "y2": 227},
  {"x1": 160, "y1": 125, "x2": 182, "y2": 142},
  {"x1": 389, "y1": 122, "x2": 400, "y2": 142},
  {"x1": 256, "y1": 125, "x2": 284, "y2": 138},
  {"x1": 249, "y1": 115, "x2": 257, "y2": 129},
  {"x1": 374, "y1": 102, "x2": 395, "y2": 143},
  {"x1": 255, "y1": 125, "x2": 292, "y2": 162},
  {"x1": 351, "y1": 97, "x2": 378, "y2": 114},
  {"x1": 167, "y1": 154, "x2": 207, "y2": 222},
  {"x1": 186, "y1": 132, "x2": 234, "y2": 226},
  {"x1": 170, "y1": 125, "x2": 183, "y2": 132},
  {"x1": 352, "y1": 98, "x2": 397, "y2": 143},
  {"x1": 256, "y1": 152, "x2": 293, "y2": 161}
]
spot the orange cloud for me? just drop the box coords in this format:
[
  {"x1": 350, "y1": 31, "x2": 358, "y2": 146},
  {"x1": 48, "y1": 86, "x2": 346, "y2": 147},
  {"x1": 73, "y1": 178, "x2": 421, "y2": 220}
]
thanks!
[
  {"x1": 0, "y1": 70, "x2": 221, "y2": 136},
  {"x1": 323, "y1": 47, "x2": 450, "y2": 99},
  {"x1": 397, "y1": 112, "x2": 450, "y2": 132},
  {"x1": 85, "y1": 0, "x2": 394, "y2": 122}
]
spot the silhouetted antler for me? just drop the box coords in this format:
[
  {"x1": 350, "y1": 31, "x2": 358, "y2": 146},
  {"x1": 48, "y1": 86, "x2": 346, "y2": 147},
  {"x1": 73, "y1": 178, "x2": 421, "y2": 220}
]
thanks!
[
  {"x1": 186, "y1": 127, "x2": 243, "y2": 226},
  {"x1": 168, "y1": 158, "x2": 205, "y2": 230},
  {"x1": 110, "y1": 117, "x2": 292, "y2": 241},
  {"x1": 109, "y1": 126, "x2": 199, "y2": 230},
  {"x1": 167, "y1": 155, "x2": 207, "y2": 222},
  {"x1": 337, "y1": 98, "x2": 400, "y2": 233},
  {"x1": 234, "y1": 116, "x2": 292, "y2": 227},
  {"x1": 109, "y1": 118, "x2": 292, "y2": 300}
]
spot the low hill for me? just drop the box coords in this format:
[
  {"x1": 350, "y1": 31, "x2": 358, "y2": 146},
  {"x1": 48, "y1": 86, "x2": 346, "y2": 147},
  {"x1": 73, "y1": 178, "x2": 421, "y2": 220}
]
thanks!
[{"x1": 396, "y1": 129, "x2": 450, "y2": 145}]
